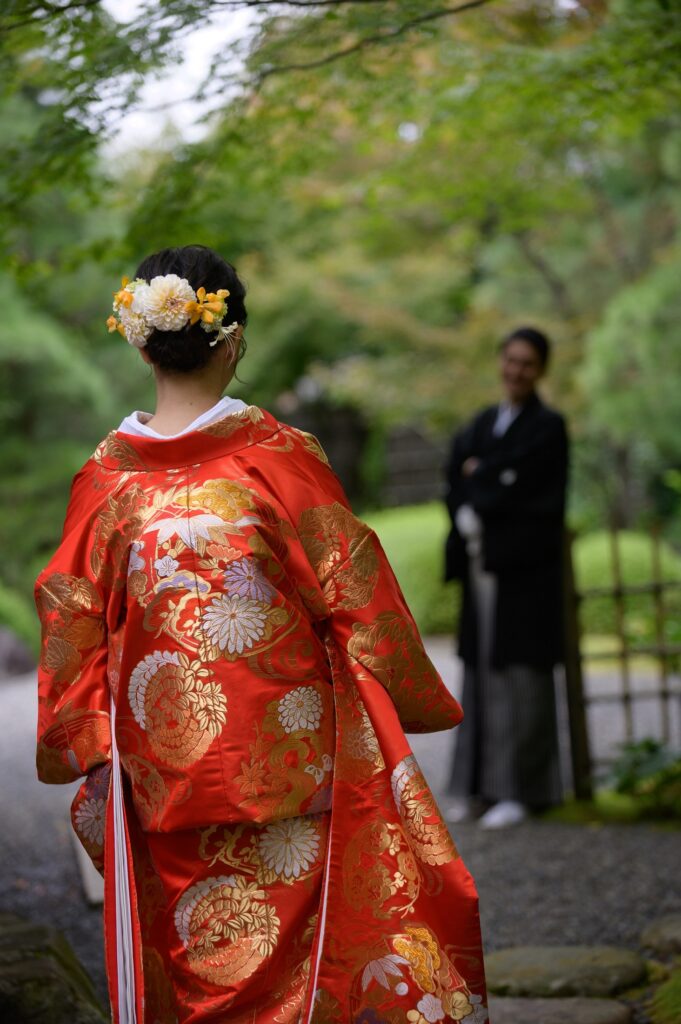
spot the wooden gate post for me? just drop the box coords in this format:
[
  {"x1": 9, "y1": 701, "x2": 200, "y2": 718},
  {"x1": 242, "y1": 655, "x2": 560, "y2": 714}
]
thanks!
[{"x1": 562, "y1": 529, "x2": 593, "y2": 800}]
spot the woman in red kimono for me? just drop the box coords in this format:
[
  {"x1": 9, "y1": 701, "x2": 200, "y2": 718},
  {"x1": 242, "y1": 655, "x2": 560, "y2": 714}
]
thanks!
[{"x1": 35, "y1": 245, "x2": 486, "y2": 1024}]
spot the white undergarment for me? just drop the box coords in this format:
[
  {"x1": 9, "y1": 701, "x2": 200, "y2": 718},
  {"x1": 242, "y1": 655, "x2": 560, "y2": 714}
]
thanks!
[{"x1": 117, "y1": 395, "x2": 247, "y2": 439}]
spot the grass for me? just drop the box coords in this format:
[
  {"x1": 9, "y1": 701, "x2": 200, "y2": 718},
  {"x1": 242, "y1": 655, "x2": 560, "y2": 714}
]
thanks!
[
  {"x1": 542, "y1": 790, "x2": 681, "y2": 828},
  {"x1": 573, "y1": 530, "x2": 681, "y2": 644},
  {"x1": 365, "y1": 502, "x2": 459, "y2": 635},
  {"x1": 650, "y1": 969, "x2": 681, "y2": 1024}
]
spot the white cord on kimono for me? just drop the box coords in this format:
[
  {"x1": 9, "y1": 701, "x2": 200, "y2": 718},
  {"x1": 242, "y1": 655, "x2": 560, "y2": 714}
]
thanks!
[
  {"x1": 111, "y1": 697, "x2": 137, "y2": 1024},
  {"x1": 305, "y1": 820, "x2": 333, "y2": 1023}
]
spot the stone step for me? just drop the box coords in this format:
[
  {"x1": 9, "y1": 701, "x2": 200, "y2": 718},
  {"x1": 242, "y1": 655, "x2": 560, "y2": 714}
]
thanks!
[
  {"x1": 641, "y1": 915, "x2": 681, "y2": 956},
  {"x1": 0, "y1": 913, "x2": 106, "y2": 1022},
  {"x1": 489, "y1": 996, "x2": 632, "y2": 1024},
  {"x1": 486, "y1": 946, "x2": 646, "y2": 998}
]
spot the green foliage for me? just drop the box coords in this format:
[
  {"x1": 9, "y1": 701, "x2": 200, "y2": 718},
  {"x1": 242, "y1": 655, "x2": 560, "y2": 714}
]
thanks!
[
  {"x1": 542, "y1": 789, "x2": 653, "y2": 826},
  {"x1": 609, "y1": 739, "x2": 681, "y2": 819},
  {"x1": 573, "y1": 531, "x2": 681, "y2": 643},
  {"x1": 0, "y1": 272, "x2": 116, "y2": 608},
  {"x1": 611, "y1": 738, "x2": 679, "y2": 792},
  {"x1": 650, "y1": 969, "x2": 681, "y2": 1024},
  {"x1": 97, "y1": 0, "x2": 681, "y2": 514},
  {"x1": 582, "y1": 257, "x2": 681, "y2": 459},
  {"x1": 0, "y1": 87, "x2": 140, "y2": 619},
  {"x1": 0, "y1": 0, "x2": 183, "y2": 218},
  {"x1": 3, "y1": 0, "x2": 681, "y2": 643},
  {"x1": 365, "y1": 503, "x2": 459, "y2": 637}
]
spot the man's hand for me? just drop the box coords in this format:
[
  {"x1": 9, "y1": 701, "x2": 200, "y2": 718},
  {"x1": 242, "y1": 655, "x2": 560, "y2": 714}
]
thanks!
[{"x1": 462, "y1": 457, "x2": 481, "y2": 477}]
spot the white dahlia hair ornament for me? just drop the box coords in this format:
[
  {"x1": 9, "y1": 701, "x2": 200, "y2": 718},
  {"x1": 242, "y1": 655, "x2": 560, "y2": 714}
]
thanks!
[{"x1": 107, "y1": 274, "x2": 238, "y2": 350}]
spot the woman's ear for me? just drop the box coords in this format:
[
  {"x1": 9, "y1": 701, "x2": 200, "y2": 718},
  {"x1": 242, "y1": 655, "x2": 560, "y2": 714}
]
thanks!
[
  {"x1": 139, "y1": 348, "x2": 153, "y2": 366},
  {"x1": 225, "y1": 325, "x2": 244, "y2": 367}
]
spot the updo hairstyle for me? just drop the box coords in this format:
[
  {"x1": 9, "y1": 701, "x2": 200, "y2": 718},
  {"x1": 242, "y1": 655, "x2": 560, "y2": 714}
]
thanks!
[
  {"x1": 135, "y1": 245, "x2": 247, "y2": 373},
  {"x1": 500, "y1": 326, "x2": 551, "y2": 368}
]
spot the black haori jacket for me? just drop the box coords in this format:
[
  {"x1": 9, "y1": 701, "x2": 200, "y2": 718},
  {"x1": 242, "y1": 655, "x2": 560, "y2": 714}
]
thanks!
[{"x1": 444, "y1": 392, "x2": 569, "y2": 671}]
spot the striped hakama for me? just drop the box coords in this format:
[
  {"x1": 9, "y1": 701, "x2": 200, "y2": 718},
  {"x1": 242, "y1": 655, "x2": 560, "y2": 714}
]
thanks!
[{"x1": 448, "y1": 553, "x2": 562, "y2": 808}]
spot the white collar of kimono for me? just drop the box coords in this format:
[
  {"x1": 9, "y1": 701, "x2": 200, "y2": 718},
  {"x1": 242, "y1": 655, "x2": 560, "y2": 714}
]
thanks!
[{"x1": 117, "y1": 395, "x2": 247, "y2": 440}]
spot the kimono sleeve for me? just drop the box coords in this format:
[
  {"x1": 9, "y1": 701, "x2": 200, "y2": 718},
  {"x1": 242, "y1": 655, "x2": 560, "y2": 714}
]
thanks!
[
  {"x1": 278, "y1": 431, "x2": 463, "y2": 734},
  {"x1": 34, "y1": 465, "x2": 115, "y2": 785}
]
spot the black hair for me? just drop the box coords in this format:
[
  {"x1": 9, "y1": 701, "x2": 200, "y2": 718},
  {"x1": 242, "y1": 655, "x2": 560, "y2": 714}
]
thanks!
[
  {"x1": 134, "y1": 245, "x2": 247, "y2": 373},
  {"x1": 501, "y1": 325, "x2": 551, "y2": 368}
]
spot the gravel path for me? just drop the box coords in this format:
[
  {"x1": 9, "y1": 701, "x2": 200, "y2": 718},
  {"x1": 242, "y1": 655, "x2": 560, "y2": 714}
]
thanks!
[
  {"x1": 452, "y1": 820, "x2": 681, "y2": 952},
  {"x1": 1, "y1": 672, "x2": 107, "y2": 1000},
  {"x1": 2, "y1": 653, "x2": 679, "y2": 1010}
]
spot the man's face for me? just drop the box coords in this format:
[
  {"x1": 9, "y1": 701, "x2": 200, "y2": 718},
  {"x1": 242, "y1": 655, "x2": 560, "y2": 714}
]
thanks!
[{"x1": 500, "y1": 339, "x2": 544, "y2": 403}]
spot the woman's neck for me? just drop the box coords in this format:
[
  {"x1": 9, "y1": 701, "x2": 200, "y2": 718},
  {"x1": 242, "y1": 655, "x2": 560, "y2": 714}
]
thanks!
[{"x1": 145, "y1": 373, "x2": 226, "y2": 437}]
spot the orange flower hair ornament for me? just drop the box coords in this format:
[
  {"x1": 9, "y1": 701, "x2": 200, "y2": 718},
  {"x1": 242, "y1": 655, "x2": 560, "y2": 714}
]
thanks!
[{"x1": 107, "y1": 274, "x2": 238, "y2": 350}]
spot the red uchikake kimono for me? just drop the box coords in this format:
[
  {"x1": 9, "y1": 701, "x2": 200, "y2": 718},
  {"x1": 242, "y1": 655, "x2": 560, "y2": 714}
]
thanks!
[{"x1": 35, "y1": 405, "x2": 487, "y2": 1024}]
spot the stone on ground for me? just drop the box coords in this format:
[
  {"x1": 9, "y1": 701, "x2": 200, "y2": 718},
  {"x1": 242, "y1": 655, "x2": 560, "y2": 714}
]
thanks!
[
  {"x1": 489, "y1": 996, "x2": 632, "y2": 1024},
  {"x1": 0, "y1": 913, "x2": 106, "y2": 1023},
  {"x1": 485, "y1": 946, "x2": 646, "y2": 998},
  {"x1": 641, "y1": 916, "x2": 681, "y2": 957}
]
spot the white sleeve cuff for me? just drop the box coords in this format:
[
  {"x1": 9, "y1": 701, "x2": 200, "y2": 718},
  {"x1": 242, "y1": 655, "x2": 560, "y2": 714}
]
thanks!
[{"x1": 455, "y1": 504, "x2": 483, "y2": 539}]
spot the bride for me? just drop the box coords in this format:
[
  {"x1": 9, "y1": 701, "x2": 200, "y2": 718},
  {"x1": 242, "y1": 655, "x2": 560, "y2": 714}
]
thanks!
[{"x1": 36, "y1": 244, "x2": 487, "y2": 1023}]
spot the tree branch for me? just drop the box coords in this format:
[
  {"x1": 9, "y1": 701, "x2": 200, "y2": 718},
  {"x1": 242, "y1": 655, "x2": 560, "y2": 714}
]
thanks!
[
  {"x1": 584, "y1": 175, "x2": 638, "y2": 282},
  {"x1": 0, "y1": 0, "x2": 101, "y2": 33},
  {"x1": 513, "y1": 230, "x2": 575, "y2": 319},
  {"x1": 210, "y1": 1, "x2": 399, "y2": 6},
  {"x1": 253, "y1": 0, "x2": 497, "y2": 83}
]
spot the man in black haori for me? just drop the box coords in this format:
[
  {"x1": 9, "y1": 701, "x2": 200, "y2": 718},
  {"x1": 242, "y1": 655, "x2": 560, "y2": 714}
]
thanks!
[{"x1": 444, "y1": 326, "x2": 569, "y2": 829}]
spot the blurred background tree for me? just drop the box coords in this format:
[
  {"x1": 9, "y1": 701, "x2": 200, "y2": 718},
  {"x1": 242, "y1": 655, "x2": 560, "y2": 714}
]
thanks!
[{"x1": 2, "y1": 0, "x2": 681, "y2": 643}]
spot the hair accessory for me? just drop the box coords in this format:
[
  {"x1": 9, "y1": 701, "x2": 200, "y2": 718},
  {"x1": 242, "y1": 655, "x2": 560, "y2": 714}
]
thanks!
[
  {"x1": 107, "y1": 274, "x2": 232, "y2": 349},
  {"x1": 215, "y1": 321, "x2": 240, "y2": 348}
]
